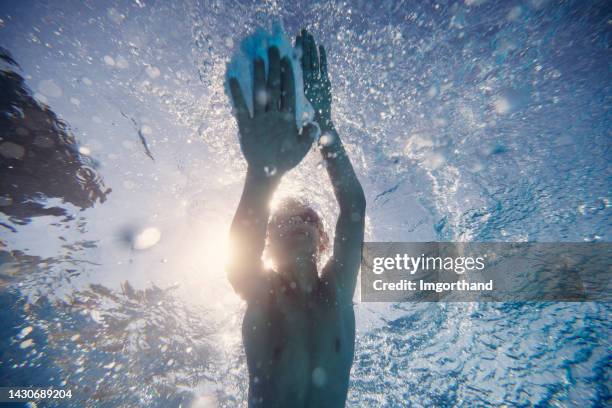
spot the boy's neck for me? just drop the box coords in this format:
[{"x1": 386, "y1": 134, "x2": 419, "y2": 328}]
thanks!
[{"x1": 280, "y1": 255, "x2": 318, "y2": 294}]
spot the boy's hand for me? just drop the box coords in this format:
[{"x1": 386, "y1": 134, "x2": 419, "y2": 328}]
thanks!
[
  {"x1": 229, "y1": 46, "x2": 315, "y2": 177},
  {"x1": 297, "y1": 29, "x2": 333, "y2": 130}
]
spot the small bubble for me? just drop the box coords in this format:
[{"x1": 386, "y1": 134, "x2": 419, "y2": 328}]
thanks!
[
  {"x1": 312, "y1": 367, "x2": 327, "y2": 387},
  {"x1": 146, "y1": 66, "x2": 161, "y2": 79},
  {"x1": 115, "y1": 55, "x2": 130, "y2": 69},
  {"x1": 132, "y1": 227, "x2": 162, "y2": 250},
  {"x1": 264, "y1": 166, "x2": 277, "y2": 177},
  {"x1": 19, "y1": 339, "x2": 34, "y2": 349},
  {"x1": 103, "y1": 55, "x2": 115, "y2": 66},
  {"x1": 493, "y1": 96, "x2": 511, "y2": 114},
  {"x1": 38, "y1": 79, "x2": 63, "y2": 98},
  {"x1": 319, "y1": 132, "x2": 335, "y2": 147},
  {"x1": 107, "y1": 7, "x2": 125, "y2": 24},
  {"x1": 427, "y1": 85, "x2": 438, "y2": 98},
  {"x1": 507, "y1": 6, "x2": 522, "y2": 21},
  {"x1": 0, "y1": 142, "x2": 26, "y2": 160},
  {"x1": 470, "y1": 162, "x2": 484, "y2": 173},
  {"x1": 255, "y1": 89, "x2": 268, "y2": 107},
  {"x1": 18, "y1": 326, "x2": 33, "y2": 339}
]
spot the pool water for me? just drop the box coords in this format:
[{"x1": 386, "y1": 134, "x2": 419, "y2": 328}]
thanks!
[{"x1": 0, "y1": 0, "x2": 610, "y2": 407}]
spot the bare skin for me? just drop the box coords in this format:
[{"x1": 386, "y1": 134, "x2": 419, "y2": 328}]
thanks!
[{"x1": 227, "y1": 30, "x2": 365, "y2": 408}]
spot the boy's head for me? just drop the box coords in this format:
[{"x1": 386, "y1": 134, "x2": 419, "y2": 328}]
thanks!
[{"x1": 266, "y1": 198, "x2": 329, "y2": 267}]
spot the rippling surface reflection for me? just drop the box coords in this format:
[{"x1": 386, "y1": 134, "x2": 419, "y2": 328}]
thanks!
[{"x1": 0, "y1": 1, "x2": 610, "y2": 407}]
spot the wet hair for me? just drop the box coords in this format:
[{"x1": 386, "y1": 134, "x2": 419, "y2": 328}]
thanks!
[{"x1": 267, "y1": 198, "x2": 329, "y2": 254}]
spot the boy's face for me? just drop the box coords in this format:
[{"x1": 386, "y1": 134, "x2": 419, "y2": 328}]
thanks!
[{"x1": 268, "y1": 206, "x2": 322, "y2": 260}]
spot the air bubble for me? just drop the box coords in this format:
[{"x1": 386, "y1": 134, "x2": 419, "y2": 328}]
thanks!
[
  {"x1": 38, "y1": 79, "x2": 63, "y2": 98},
  {"x1": 255, "y1": 89, "x2": 268, "y2": 107},
  {"x1": 493, "y1": 96, "x2": 511, "y2": 114},
  {"x1": 312, "y1": 367, "x2": 327, "y2": 387},
  {"x1": 146, "y1": 66, "x2": 161, "y2": 79},
  {"x1": 319, "y1": 132, "x2": 335, "y2": 147},
  {"x1": 132, "y1": 227, "x2": 162, "y2": 250},
  {"x1": 0, "y1": 142, "x2": 26, "y2": 160},
  {"x1": 264, "y1": 166, "x2": 277, "y2": 177},
  {"x1": 19, "y1": 339, "x2": 34, "y2": 349},
  {"x1": 115, "y1": 55, "x2": 130, "y2": 69},
  {"x1": 18, "y1": 326, "x2": 33, "y2": 339},
  {"x1": 103, "y1": 55, "x2": 115, "y2": 66}
]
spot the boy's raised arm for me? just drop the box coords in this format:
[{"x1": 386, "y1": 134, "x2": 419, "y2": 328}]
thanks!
[
  {"x1": 298, "y1": 30, "x2": 366, "y2": 303},
  {"x1": 226, "y1": 46, "x2": 316, "y2": 300}
]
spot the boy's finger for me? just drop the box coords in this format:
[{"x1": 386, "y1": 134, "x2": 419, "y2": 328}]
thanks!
[
  {"x1": 319, "y1": 45, "x2": 329, "y2": 80},
  {"x1": 301, "y1": 29, "x2": 312, "y2": 76},
  {"x1": 267, "y1": 47, "x2": 281, "y2": 111},
  {"x1": 280, "y1": 57, "x2": 295, "y2": 113},
  {"x1": 295, "y1": 33, "x2": 303, "y2": 61},
  {"x1": 308, "y1": 34, "x2": 319, "y2": 74},
  {"x1": 253, "y1": 57, "x2": 266, "y2": 114},
  {"x1": 229, "y1": 78, "x2": 249, "y2": 122}
]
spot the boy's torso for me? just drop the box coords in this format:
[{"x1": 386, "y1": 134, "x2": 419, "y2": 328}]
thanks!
[{"x1": 243, "y1": 274, "x2": 355, "y2": 408}]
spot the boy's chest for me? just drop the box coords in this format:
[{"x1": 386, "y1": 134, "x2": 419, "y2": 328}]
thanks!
[{"x1": 243, "y1": 284, "x2": 352, "y2": 365}]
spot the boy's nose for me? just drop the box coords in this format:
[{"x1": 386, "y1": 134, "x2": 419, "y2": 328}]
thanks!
[{"x1": 289, "y1": 215, "x2": 304, "y2": 225}]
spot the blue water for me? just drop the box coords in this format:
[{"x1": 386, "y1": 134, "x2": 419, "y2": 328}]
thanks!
[{"x1": 0, "y1": 0, "x2": 610, "y2": 407}]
